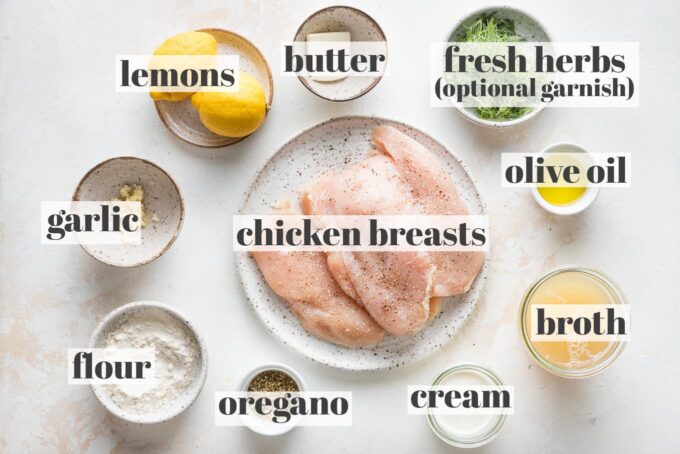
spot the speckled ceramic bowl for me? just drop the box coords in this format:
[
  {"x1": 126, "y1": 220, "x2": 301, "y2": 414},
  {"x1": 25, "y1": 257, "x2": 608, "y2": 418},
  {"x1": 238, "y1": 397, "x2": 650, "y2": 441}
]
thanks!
[
  {"x1": 73, "y1": 157, "x2": 184, "y2": 267},
  {"x1": 294, "y1": 6, "x2": 387, "y2": 101},
  {"x1": 237, "y1": 116, "x2": 488, "y2": 371},
  {"x1": 89, "y1": 301, "x2": 208, "y2": 424},
  {"x1": 155, "y1": 28, "x2": 273, "y2": 147},
  {"x1": 447, "y1": 6, "x2": 551, "y2": 128}
]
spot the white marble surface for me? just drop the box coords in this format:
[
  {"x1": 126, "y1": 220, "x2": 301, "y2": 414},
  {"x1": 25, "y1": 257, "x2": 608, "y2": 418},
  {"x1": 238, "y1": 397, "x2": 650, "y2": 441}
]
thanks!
[{"x1": 1, "y1": 0, "x2": 678, "y2": 452}]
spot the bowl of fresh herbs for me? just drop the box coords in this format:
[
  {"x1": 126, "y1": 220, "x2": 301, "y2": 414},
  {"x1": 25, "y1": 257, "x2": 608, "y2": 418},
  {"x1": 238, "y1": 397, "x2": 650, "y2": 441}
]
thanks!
[{"x1": 447, "y1": 6, "x2": 551, "y2": 128}]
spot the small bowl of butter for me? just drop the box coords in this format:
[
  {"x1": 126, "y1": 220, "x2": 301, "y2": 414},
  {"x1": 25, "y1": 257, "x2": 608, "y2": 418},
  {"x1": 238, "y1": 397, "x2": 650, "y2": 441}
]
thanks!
[
  {"x1": 531, "y1": 143, "x2": 600, "y2": 215},
  {"x1": 293, "y1": 6, "x2": 387, "y2": 101}
]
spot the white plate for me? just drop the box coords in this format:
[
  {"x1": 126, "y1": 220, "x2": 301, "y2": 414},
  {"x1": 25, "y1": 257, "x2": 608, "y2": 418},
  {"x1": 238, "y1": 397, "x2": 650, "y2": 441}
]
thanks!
[{"x1": 237, "y1": 116, "x2": 488, "y2": 371}]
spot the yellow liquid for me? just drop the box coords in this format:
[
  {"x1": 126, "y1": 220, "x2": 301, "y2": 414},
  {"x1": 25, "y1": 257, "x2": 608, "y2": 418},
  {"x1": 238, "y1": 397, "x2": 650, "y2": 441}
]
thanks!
[
  {"x1": 536, "y1": 153, "x2": 587, "y2": 206},
  {"x1": 524, "y1": 271, "x2": 615, "y2": 370},
  {"x1": 537, "y1": 185, "x2": 586, "y2": 206}
]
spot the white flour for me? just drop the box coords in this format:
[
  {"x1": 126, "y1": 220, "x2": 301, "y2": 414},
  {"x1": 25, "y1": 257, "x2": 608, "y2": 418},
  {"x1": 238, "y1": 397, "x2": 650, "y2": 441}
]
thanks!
[{"x1": 101, "y1": 308, "x2": 200, "y2": 415}]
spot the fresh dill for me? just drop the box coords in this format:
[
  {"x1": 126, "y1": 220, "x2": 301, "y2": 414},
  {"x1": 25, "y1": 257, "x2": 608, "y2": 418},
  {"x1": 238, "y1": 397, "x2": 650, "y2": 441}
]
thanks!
[
  {"x1": 475, "y1": 106, "x2": 531, "y2": 121},
  {"x1": 462, "y1": 14, "x2": 521, "y2": 43},
  {"x1": 461, "y1": 13, "x2": 532, "y2": 122}
]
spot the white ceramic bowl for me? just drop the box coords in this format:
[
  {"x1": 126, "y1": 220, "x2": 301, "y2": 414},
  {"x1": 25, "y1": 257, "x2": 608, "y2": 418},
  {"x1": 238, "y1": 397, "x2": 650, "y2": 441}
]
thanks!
[
  {"x1": 238, "y1": 363, "x2": 306, "y2": 436},
  {"x1": 531, "y1": 142, "x2": 600, "y2": 215},
  {"x1": 447, "y1": 6, "x2": 551, "y2": 128},
  {"x1": 73, "y1": 156, "x2": 184, "y2": 267},
  {"x1": 89, "y1": 301, "x2": 208, "y2": 424}
]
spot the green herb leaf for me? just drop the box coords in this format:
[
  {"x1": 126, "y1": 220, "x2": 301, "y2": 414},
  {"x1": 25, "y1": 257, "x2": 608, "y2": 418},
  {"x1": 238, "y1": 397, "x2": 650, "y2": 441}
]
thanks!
[{"x1": 460, "y1": 13, "x2": 530, "y2": 121}]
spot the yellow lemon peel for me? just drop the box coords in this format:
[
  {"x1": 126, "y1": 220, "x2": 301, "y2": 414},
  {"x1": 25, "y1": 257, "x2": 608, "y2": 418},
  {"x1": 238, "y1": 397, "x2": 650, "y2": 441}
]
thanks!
[
  {"x1": 191, "y1": 72, "x2": 267, "y2": 138},
  {"x1": 149, "y1": 31, "x2": 217, "y2": 102}
]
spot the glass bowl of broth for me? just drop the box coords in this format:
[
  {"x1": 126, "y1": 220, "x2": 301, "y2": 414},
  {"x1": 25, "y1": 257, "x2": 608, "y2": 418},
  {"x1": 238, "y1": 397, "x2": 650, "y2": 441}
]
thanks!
[{"x1": 519, "y1": 266, "x2": 629, "y2": 378}]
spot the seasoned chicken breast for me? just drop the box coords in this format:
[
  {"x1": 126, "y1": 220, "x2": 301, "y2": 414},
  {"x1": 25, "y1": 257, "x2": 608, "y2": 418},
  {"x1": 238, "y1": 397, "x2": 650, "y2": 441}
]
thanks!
[
  {"x1": 302, "y1": 155, "x2": 435, "y2": 336},
  {"x1": 251, "y1": 204, "x2": 385, "y2": 348},
  {"x1": 372, "y1": 125, "x2": 485, "y2": 296}
]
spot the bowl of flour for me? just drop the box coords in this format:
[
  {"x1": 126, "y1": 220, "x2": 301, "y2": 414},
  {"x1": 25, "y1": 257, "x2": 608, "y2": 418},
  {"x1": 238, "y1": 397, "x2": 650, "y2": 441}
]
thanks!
[{"x1": 90, "y1": 301, "x2": 208, "y2": 424}]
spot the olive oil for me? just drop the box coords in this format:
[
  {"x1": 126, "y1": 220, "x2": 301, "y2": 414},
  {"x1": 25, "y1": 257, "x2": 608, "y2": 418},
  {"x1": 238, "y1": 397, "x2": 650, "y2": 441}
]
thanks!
[
  {"x1": 536, "y1": 153, "x2": 587, "y2": 206},
  {"x1": 537, "y1": 185, "x2": 586, "y2": 206}
]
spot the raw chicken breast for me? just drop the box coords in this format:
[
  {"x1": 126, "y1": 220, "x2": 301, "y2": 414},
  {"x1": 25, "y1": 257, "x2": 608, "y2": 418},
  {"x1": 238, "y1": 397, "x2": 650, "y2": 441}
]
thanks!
[
  {"x1": 326, "y1": 252, "x2": 360, "y2": 301},
  {"x1": 371, "y1": 125, "x2": 485, "y2": 296},
  {"x1": 252, "y1": 205, "x2": 385, "y2": 348},
  {"x1": 302, "y1": 155, "x2": 435, "y2": 336}
]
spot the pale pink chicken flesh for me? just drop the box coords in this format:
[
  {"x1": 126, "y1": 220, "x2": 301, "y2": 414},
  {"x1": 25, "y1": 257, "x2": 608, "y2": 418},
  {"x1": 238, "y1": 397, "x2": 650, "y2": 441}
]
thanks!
[
  {"x1": 371, "y1": 125, "x2": 485, "y2": 297},
  {"x1": 302, "y1": 155, "x2": 435, "y2": 336},
  {"x1": 252, "y1": 206, "x2": 385, "y2": 348},
  {"x1": 253, "y1": 125, "x2": 482, "y2": 345}
]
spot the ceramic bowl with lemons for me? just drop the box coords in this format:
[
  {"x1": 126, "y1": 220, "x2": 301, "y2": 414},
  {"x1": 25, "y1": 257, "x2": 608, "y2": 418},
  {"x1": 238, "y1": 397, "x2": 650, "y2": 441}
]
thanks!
[
  {"x1": 151, "y1": 29, "x2": 273, "y2": 148},
  {"x1": 531, "y1": 143, "x2": 600, "y2": 215}
]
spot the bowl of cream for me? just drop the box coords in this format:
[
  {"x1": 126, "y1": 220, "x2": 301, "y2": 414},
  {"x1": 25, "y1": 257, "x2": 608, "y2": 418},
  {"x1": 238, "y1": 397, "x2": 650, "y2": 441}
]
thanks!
[
  {"x1": 427, "y1": 364, "x2": 508, "y2": 448},
  {"x1": 89, "y1": 301, "x2": 208, "y2": 424}
]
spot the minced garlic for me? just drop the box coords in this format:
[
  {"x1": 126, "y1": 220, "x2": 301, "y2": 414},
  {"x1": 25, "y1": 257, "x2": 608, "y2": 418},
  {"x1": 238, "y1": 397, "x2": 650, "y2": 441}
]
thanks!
[{"x1": 113, "y1": 184, "x2": 147, "y2": 227}]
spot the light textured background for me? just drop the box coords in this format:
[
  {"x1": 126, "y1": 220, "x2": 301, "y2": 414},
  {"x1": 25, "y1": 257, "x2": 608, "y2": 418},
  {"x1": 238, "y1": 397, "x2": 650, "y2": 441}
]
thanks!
[{"x1": 1, "y1": 0, "x2": 678, "y2": 452}]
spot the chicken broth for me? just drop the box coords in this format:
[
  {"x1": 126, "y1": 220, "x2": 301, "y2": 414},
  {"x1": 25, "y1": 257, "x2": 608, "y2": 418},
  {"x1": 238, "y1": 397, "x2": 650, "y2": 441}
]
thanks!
[{"x1": 520, "y1": 268, "x2": 627, "y2": 377}]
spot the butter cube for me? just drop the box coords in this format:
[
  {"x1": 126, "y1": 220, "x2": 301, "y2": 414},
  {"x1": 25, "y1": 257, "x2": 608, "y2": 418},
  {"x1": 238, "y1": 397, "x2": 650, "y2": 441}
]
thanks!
[{"x1": 305, "y1": 31, "x2": 351, "y2": 82}]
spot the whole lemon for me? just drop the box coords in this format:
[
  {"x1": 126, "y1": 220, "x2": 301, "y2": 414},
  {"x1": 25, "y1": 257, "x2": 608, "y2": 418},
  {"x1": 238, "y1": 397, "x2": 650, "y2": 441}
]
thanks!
[
  {"x1": 150, "y1": 31, "x2": 218, "y2": 102},
  {"x1": 191, "y1": 72, "x2": 267, "y2": 138}
]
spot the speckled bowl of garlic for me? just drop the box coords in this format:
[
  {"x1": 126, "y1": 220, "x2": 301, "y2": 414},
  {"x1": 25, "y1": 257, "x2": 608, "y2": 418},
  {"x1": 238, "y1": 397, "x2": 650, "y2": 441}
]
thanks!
[
  {"x1": 72, "y1": 156, "x2": 185, "y2": 267},
  {"x1": 89, "y1": 301, "x2": 208, "y2": 424}
]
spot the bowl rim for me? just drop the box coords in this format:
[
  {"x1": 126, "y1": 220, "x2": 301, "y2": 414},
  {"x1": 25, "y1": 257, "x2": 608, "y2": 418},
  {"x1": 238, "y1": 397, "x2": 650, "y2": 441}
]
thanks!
[
  {"x1": 446, "y1": 5, "x2": 552, "y2": 128},
  {"x1": 154, "y1": 27, "x2": 274, "y2": 148},
  {"x1": 88, "y1": 301, "x2": 209, "y2": 424},
  {"x1": 530, "y1": 142, "x2": 601, "y2": 215},
  {"x1": 293, "y1": 5, "x2": 388, "y2": 102},
  {"x1": 72, "y1": 155, "x2": 185, "y2": 267}
]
